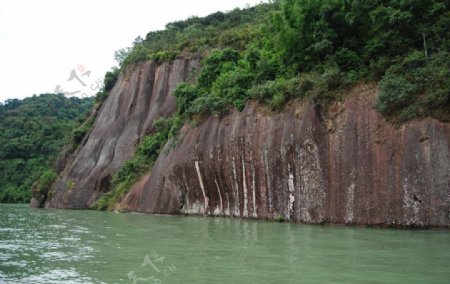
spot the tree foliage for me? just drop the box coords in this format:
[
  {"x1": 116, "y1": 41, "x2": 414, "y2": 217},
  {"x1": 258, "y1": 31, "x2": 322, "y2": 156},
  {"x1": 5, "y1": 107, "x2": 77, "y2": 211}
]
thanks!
[
  {"x1": 0, "y1": 94, "x2": 94, "y2": 203},
  {"x1": 170, "y1": 0, "x2": 449, "y2": 118}
]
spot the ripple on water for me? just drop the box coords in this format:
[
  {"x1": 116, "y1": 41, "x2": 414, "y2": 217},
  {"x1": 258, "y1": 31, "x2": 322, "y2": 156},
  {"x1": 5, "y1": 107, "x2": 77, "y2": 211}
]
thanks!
[
  {"x1": 0, "y1": 228, "x2": 23, "y2": 232},
  {"x1": 0, "y1": 252, "x2": 12, "y2": 261},
  {"x1": 60, "y1": 237, "x2": 81, "y2": 242},
  {"x1": 39, "y1": 247, "x2": 94, "y2": 262},
  {"x1": 44, "y1": 224, "x2": 67, "y2": 230},
  {"x1": 19, "y1": 268, "x2": 97, "y2": 284},
  {"x1": 2, "y1": 260, "x2": 28, "y2": 268},
  {"x1": 69, "y1": 226, "x2": 89, "y2": 234},
  {"x1": 26, "y1": 240, "x2": 64, "y2": 252},
  {"x1": 0, "y1": 243, "x2": 22, "y2": 250}
]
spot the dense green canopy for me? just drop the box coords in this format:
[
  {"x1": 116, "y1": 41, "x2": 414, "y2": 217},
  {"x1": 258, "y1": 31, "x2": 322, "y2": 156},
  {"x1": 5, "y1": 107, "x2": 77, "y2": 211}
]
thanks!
[
  {"x1": 0, "y1": 94, "x2": 94, "y2": 202},
  {"x1": 116, "y1": 0, "x2": 449, "y2": 121}
]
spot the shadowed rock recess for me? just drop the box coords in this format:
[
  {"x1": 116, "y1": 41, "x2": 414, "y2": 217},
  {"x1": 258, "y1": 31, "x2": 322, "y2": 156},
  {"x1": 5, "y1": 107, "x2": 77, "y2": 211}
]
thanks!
[{"x1": 42, "y1": 62, "x2": 450, "y2": 227}]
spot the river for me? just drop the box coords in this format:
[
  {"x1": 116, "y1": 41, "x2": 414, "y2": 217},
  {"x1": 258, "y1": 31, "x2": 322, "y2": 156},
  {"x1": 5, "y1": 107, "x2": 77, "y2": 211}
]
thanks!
[{"x1": 0, "y1": 204, "x2": 449, "y2": 283}]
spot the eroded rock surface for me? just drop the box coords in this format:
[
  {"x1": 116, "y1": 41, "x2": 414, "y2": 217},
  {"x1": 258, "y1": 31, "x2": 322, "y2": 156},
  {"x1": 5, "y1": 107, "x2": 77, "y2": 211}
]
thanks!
[
  {"x1": 122, "y1": 84, "x2": 450, "y2": 227},
  {"x1": 42, "y1": 58, "x2": 200, "y2": 208},
  {"x1": 41, "y1": 68, "x2": 450, "y2": 227}
]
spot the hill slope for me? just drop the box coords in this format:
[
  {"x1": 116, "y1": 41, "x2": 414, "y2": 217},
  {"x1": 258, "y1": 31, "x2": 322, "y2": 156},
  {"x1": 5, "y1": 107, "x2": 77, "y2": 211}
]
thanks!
[{"x1": 0, "y1": 94, "x2": 94, "y2": 202}]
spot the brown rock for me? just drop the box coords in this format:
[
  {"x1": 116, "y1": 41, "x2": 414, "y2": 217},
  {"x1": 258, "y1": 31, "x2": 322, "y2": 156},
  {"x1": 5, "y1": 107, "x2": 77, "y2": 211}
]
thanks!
[
  {"x1": 43, "y1": 58, "x2": 200, "y2": 209},
  {"x1": 43, "y1": 68, "x2": 450, "y2": 227},
  {"x1": 122, "y1": 84, "x2": 450, "y2": 227}
]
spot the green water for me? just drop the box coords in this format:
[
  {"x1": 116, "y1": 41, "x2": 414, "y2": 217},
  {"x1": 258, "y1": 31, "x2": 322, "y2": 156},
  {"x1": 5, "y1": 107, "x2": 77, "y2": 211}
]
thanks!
[{"x1": 0, "y1": 204, "x2": 449, "y2": 283}]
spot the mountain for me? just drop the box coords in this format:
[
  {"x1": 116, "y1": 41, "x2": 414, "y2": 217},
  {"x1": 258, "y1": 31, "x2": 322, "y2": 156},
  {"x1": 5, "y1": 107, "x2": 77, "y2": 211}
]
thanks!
[{"x1": 35, "y1": 1, "x2": 450, "y2": 227}]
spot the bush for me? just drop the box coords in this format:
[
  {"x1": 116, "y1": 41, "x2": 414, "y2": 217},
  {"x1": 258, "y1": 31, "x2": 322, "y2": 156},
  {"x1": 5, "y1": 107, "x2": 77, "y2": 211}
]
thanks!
[
  {"x1": 248, "y1": 76, "x2": 303, "y2": 108},
  {"x1": 377, "y1": 73, "x2": 418, "y2": 115},
  {"x1": 187, "y1": 95, "x2": 228, "y2": 115},
  {"x1": 104, "y1": 68, "x2": 120, "y2": 92},
  {"x1": 334, "y1": 48, "x2": 361, "y2": 72},
  {"x1": 71, "y1": 117, "x2": 94, "y2": 146},
  {"x1": 95, "y1": 68, "x2": 121, "y2": 103},
  {"x1": 377, "y1": 51, "x2": 450, "y2": 121},
  {"x1": 211, "y1": 66, "x2": 254, "y2": 110},
  {"x1": 0, "y1": 186, "x2": 31, "y2": 203},
  {"x1": 150, "y1": 51, "x2": 178, "y2": 64},
  {"x1": 173, "y1": 83, "x2": 200, "y2": 115},
  {"x1": 36, "y1": 170, "x2": 57, "y2": 194},
  {"x1": 95, "y1": 91, "x2": 108, "y2": 103},
  {"x1": 270, "y1": 92, "x2": 286, "y2": 110},
  {"x1": 248, "y1": 80, "x2": 278, "y2": 103},
  {"x1": 197, "y1": 48, "x2": 240, "y2": 89}
]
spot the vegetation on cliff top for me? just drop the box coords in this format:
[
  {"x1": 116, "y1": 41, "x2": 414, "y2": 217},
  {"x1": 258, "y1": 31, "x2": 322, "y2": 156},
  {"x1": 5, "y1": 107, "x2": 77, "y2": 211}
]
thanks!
[
  {"x1": 116, "y1": 0, "x2": 450, "y2": 122},
  {"x1": 93, "y1": 0, "x2": 450, "y2": 210},
  {"x1": 0, "y1": 94, "x2": 94, "y2": 203}
]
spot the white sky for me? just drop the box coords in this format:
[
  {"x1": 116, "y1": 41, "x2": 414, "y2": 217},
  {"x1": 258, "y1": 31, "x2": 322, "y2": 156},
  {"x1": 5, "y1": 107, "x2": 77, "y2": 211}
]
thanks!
[{"x1": 0, "y1": 0, "x2": 264, "y2": 102}]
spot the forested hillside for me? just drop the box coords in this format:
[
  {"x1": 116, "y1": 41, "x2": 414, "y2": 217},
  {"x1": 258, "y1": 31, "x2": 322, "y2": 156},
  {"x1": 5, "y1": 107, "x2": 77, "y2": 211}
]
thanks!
[
  {"x1": 93, "y1": 0, "x2": 450, "y2": 209},
  {"x1": 0, "y1": 94, "x2": 94, "y2": 202},
  {"x1": 112, "y1": 0, "x2": 449, "y2": 120}
]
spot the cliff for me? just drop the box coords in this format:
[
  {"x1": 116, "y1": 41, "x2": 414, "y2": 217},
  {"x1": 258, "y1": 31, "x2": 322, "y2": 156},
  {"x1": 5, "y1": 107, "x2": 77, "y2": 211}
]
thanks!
[
  {"x1": 41, "y1": 58, "x2": 200, "y2": 208},
  {"x1": 121, "y1": 84, "x2": 450, "y2": 227},
  {"x1": 39, "y1": 62, "x2": 450, "y2": 227}
]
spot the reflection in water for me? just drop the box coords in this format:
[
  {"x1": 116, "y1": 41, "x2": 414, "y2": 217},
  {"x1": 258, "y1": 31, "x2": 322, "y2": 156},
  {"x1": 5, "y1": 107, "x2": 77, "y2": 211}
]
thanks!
[{"x1": 1, "y1": 204, "x2": 450, "y2": 283}]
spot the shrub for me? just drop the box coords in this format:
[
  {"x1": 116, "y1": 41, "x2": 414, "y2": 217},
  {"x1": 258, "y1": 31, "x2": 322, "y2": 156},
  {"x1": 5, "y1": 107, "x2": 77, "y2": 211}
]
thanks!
[
  {"x1": 377, "y1": 51, "x2": 450, "y2": 121},
  {"x1": 334, "y1": 48, "x2": 361, "y2": 72},
  {"x1": 197, "y1": 48, "x2": 240, "y2": 89},
  {"x1": 71, "y1": 117, "x2": 94, "y2": 146},
  {"x1": 187, "y1": 95, "x2": 228, "y2": 116},
  {"x1": 248, "y1": 76, "x2": 303, "y2": 108},
  {"x1": 248, "y1": 80, "x2": 279, "y2": 103},
  {"x1": 95, "y1": 68, "x2": 121, "y2": 103},
  {"x1": 36, "y1": 170, "x2": 57, "y2": 194},
  {"x1": 173, "y1": 83, "x2": 200, "y2": 115},
  {"x1": 104, "y1": 68, "x2": 120, "y2": 92},
  {"x1": 270, "y1": 92, "x2": 286, "y2": 110},
  {"x1": 150, "y1": 51, "x2": 178, "y2": 63},
  {"x1": 211, "y1": 66, "x2": 254, "y2": 110},
  {"x1": 95, "y1": 91, "x2": 108, "y2": 103},
  {"x1": 0, "y1": 186, "x2": 31, "y2": 203},
  {"x1": 321, "y1": 65, "x2": 344, "y2": 90},
  {"x1": 377, "y1": 74, "x2": 417, "y2": 115}
]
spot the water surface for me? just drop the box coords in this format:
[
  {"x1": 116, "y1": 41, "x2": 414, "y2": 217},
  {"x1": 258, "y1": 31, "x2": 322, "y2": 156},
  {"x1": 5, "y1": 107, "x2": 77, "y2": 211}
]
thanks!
[{"x1": 0, "y1": 204, "x2": 449, "y2": 283}]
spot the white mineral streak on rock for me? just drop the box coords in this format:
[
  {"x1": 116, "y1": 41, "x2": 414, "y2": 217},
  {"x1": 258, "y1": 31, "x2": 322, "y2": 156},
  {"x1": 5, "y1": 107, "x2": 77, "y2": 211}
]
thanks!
[
  {"x1": 231, "y1": 154, "x2": 240, "y2": 216},
  {"x1": 263, "y1": 148, "x2": 273, "y2": 216},
  {"x1": 242, "y1": 155, "x2": 249, "y2": 217},
  {"x1": 181, "y1": 200, "x2": 204, "y2": 215},
  {"x1": 251, "y1": 155, "x2": 257, "y2": 218},
  {"x1": 225, "y1": 192, "x2": 231, "y2": 216},
  {"x1": 194, "y1": 161, "x2": 208, "y2": 213},
  {"x1": 345, "y1": 170, "x2": 356, "y2": 224},
  {"x1": 214, "y1": 178, "x2": 223, "y2": 215},
  {"x1": 288, "y1": 163, "x2": 295, "y2": 220}
]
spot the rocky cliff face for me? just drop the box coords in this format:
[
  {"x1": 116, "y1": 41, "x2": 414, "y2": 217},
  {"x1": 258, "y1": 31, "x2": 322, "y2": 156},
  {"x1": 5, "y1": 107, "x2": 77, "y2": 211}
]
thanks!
[
  {"x1": 41, "y1": 58, "x2": 200, "y2": 208},
  {"x1": 40, "y1": 59, "x2": 450, "y2": 227},
  {"x1": 121, "y1": 84, "x2": 450, "y2": 227}
]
